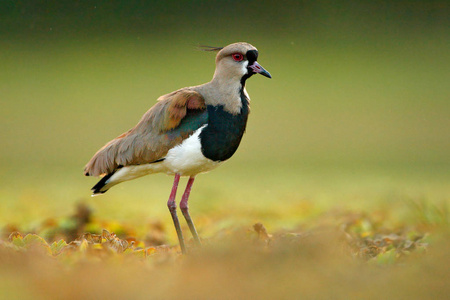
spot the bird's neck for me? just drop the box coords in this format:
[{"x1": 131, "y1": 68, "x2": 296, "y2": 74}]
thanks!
[{"x1": 200, "y1": 76, "x2": 248, "y2": 115}]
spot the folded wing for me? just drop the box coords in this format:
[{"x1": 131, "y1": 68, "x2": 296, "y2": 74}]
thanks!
[{"x1": 84, "y1": 89, "x2": 207, "y2": 177}]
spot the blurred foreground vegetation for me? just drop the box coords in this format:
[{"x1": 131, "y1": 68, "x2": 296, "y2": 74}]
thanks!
[
  {"x1": 1, "y1": 1, "x2": 449, "y2": 299},
  {"x1": 0, "y1": 201, "x2": 449, "y2": 299}
]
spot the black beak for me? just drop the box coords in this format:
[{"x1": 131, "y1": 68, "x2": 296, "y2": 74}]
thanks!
[{"x1": 248, "y1": 61, "x2": 272, "y2": 78}]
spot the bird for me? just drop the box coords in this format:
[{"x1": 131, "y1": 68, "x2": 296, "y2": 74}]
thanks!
[{"x1": 84, "y1": 42, "x2": 271, "y2": 254}]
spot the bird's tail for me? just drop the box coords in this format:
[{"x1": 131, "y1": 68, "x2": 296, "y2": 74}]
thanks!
[
  {"x1": 91, "y1": 174, "x2": 112, "y2": 196},
  {"x1": 90, "y1": 169, "x2": 119, "y2": 196}
]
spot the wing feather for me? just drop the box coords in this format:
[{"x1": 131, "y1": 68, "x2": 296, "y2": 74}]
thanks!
[{"x1": 84, "y1": 89, "x2": 207, "y2": 176}]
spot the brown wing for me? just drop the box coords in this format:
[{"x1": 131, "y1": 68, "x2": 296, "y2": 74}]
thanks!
[{"x1": 84, "y1": 89, "x2": 206, "y2": 177}]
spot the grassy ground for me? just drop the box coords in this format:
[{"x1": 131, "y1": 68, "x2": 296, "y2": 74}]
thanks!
[{"x1": 1, "y1": 26, "x2": 449, "y2": 299}]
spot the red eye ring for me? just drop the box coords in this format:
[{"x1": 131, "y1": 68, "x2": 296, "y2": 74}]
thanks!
[{"x1": 232, "y1": 53, "x2": 244, "y2": 62}]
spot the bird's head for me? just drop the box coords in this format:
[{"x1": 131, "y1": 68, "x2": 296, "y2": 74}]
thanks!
[{"x1": 203, "y1": 42, "x2": 271, "y2": 84}]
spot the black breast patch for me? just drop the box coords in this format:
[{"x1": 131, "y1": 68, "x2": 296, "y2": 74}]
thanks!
[{"x1": 199, "y1": 94, "x2": 250, "y2": 162}]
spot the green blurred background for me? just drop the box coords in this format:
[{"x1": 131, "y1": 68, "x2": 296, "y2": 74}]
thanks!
[{"x1": 1, "y1": 1, "x2": 449, "y2": 237}]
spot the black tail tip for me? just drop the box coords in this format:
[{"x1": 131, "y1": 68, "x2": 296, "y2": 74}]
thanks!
[
  {"x1": 89, "y1": 169, "x2": 118, "y2": 196},
  {"x1": 91, "y1": 180, "x2": 109, "y2": 195},
  {"x1": 91, "y1": 184, "x2": 108, "y2": 195}
]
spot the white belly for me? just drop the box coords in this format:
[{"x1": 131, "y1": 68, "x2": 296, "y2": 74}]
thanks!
[{"x1": 163, "y1": 125, "x2": 221, "y2": 176}]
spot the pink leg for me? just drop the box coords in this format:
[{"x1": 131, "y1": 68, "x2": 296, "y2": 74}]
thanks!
[
  {"x1": 180, "y1": 176, "x2": 201, "y2": 246},
  {"x1": 167, "y1": 174, "x2": 186, "y2": 254}
]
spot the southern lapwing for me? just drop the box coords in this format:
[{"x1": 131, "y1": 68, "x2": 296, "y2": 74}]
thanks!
[{"x1": 84, "y1": 42, "x2": 271, "y2": 253}]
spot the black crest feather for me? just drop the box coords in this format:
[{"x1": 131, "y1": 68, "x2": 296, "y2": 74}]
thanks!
[{"x1": 198, "y1": 45, "x2": 223, "y2": 52}]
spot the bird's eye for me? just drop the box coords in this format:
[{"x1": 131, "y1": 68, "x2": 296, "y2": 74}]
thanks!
[{"x1": 232, "y1": 53, "x2": 244, "y2": 62}]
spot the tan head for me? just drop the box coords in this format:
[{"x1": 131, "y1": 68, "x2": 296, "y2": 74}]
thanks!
[{"x1": 208, "y1": 42, "x2": 271, "y2": 84}]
